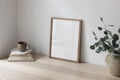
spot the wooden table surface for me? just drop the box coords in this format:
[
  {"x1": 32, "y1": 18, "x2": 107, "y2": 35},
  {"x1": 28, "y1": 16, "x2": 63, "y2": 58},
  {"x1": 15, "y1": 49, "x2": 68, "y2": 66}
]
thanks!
[{"x1": 0, "y1": 55, "x2": 119, "y2": 80}]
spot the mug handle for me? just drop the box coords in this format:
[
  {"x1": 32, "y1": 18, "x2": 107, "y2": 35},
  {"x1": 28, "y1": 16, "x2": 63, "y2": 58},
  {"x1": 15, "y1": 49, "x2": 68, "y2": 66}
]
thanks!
[{"x1": 26, "y1": 44, "x2": 30, "y2": 50}]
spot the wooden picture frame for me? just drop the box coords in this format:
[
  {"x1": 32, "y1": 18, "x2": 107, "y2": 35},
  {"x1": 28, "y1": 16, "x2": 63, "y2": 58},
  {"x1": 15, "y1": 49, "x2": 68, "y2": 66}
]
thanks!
[{"x1": 49, "y1": 17, "x2": 82, "y2": 63}]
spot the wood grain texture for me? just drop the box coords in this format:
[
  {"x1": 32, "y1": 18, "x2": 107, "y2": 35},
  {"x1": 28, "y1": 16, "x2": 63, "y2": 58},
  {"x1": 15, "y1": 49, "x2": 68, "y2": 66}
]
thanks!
[{"x1": 0, "y1": 55, "x2": 119, "y2": 80}]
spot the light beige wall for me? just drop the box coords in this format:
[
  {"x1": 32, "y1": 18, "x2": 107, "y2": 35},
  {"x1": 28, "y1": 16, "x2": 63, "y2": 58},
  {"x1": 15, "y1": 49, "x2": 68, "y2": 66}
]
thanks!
[
  {"x1": 17, "y1": 0, "x2": 120, "y2": 65},
  {"x1": 0, "y1": 0, "x2": 17, "y2": 58}
]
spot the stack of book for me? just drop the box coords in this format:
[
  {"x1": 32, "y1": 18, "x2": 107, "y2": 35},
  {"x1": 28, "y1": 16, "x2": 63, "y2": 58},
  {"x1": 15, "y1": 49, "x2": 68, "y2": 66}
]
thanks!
[{"x1": 8, "y1": 48, "x2": 35, "y2": 62}]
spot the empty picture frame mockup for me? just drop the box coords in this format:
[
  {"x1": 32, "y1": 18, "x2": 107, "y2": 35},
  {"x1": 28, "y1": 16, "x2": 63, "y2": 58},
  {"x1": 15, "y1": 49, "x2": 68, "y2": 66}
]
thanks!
[{"x1": 49, "y1": 17, "x2": 82, "y2": 63}]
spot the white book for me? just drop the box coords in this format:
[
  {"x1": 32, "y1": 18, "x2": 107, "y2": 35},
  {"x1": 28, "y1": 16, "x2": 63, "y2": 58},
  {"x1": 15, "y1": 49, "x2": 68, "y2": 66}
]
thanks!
[
  {"x1": 10, "y1": 48, "x2": 32, "y2": 55},
  {"x1": 8, "y1": 54, "x2": 35, "y2": 62}
]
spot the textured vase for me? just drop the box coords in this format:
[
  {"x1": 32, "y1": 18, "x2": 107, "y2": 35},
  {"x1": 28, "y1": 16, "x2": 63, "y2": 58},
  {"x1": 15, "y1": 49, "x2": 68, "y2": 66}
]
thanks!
[
  {"x1": 17, "y1": 41, "x2": 26, "y2": 52},
  {"x1": 106, "y1": 53, "x2": 120, "y2": 77}
]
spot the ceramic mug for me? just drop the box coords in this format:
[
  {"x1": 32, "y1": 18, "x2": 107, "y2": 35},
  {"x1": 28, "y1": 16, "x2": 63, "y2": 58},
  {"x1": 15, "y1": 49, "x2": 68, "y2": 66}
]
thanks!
[{"x1": 17, "y1": 41, "x2": 27, "y2": 52}]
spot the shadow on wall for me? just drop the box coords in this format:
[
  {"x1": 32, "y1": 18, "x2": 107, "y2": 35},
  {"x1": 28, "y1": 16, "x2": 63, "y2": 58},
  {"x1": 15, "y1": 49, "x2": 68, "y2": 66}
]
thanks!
[
  {"x1": 80, "y1": 20, "x2": 86, "y2": 62},
  {"x1": 0, "y1": 41, "x2": 17, "y2": 59}
]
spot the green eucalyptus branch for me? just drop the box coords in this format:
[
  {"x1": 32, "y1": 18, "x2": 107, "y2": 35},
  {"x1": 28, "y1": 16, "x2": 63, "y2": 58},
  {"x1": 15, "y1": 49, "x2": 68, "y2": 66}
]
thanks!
[{"x1": 90, "y1": 17, "x2": 120, "y2": 54}]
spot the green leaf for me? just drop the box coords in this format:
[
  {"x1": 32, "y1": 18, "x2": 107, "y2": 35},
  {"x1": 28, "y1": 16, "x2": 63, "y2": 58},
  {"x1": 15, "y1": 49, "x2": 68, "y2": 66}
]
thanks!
[
  {"x1": 104, "y1": 36, "x2": 109, "y2": 40},
  {"x1": 96, "y1": 49, "x2": 100, "y2": 53},
  {"x1": 113, "y1": 44, "x2": 119, "y2": 48},
  {"x1": 107, "y1": 30, "x2": 112, "y2": 37},
  {"x1": 90, "y1": 45, "x2": 95, "y2": 50},
  {"x1": 96, "y1": 47, "x2": 103, "y2": 53},
  {"x1": 114, "y1": 49, "x2": 120, "y2": 54},
  {"x1": 107, "y1": 25, "x2": 114, "y2": 27},
  {"x1": 118, "y1": 28, "x2": 120, "y2": 33},
  {"x1": 112, "y1": 34, "x2": 119, "y2": 40},
  {"x1": 94, "y1": 42, "x2": 99, "y2": 47},
  {"x1": 98, "y1": 27, "x2": 102, "y2": 31},
  {"x1": 100, "y1": 17, "x2": 103, "y2": 22},
  {"x1": 112, "y1": 40, "x2": 119, "y2": 48},
  {"x1": 104, "y1": 31, "x2": 108, "y2": 35},
  {"x1": 94, "y1": 37, "x2": 98, "y2": 40},
  {"x1": 92, "y1": 31, "x2": 96, "y2": 36},
  {"x1": 100, "y1": 38, "x2": 105, "y2": 42},
  {"x1": 105, "y1": 41, "x2": 111, "y2": 45},
  {"x1": 103, "y1": 42, "x2": 110, "y2": 49}
]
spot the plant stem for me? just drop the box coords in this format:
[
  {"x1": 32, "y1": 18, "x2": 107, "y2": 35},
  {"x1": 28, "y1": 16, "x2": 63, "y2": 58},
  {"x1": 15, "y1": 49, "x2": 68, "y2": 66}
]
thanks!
[{"x1": 102, "y1": 21, "x2": 114, "y2": 52}]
